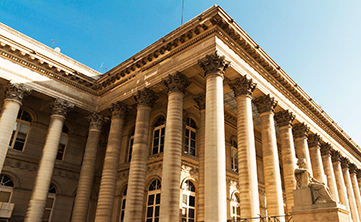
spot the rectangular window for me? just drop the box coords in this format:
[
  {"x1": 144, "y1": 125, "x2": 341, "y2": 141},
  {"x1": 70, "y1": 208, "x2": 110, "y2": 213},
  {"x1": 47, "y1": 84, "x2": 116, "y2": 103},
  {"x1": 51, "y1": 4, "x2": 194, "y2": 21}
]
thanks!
[{"x1": 56, "y1": 134, "x2": 67, "y2": 160}]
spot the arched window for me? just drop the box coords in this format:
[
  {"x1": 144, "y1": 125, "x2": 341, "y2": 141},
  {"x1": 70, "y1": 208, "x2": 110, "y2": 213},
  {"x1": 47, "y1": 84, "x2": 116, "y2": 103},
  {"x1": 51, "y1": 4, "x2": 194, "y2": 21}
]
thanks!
[
  {"x1": 56, "y1": 125, "x2": 69, "y2": 160},
  {"x1": 9, "y1": 109, "x2": 32, "y2": 151},
  {"x1": 230, "y1": 193, "x2": 241, "y2": 221},
  {"x1": 0, "y1": 174, "x2": 14, "y2": 202},
  {"x1": 231, "y1": 138, "x2": 238, "y2": 172},
  {"x1": 119, "y1": 186, "x2": 127, "y2": 222},
  {"x1": 146, "y1": 179, "x2": 161, "y2": 222},
  {"x1": 43, "y1": 183, "x2": 56, "y2": 222},
  {"x1": 152, "y1": 116, "x2": 165, "y2": 155},
  {"x1": 185, "y1": 118, "x2": 197, "y2": 156},
  {"x1": 128, "y1": 129, "x2": 135, "y2": 162},
  {"x1": 181, "y1": 180, "x2": 196, "y2": 222}
]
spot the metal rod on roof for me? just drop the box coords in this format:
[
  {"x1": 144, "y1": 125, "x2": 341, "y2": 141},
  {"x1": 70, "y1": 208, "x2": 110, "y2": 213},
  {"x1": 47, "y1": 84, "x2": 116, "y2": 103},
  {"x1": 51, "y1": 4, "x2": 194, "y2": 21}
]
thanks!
[{"x1": 181, "y1": 0, "x2": 185, "y2": 25}]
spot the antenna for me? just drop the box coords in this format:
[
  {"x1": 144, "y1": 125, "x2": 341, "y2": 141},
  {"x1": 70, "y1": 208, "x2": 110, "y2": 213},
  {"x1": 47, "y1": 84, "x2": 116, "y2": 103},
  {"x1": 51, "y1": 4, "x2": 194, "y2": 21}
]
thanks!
[
  {"x1": 100, "y1": 62, "x2": 108, "y2": 73},
  {"x1": 181, "y1": 0, "x2": 185, "y2": 25},
  {"x1": 51, "y1": 39, "x2": 57, "y2": 48}
]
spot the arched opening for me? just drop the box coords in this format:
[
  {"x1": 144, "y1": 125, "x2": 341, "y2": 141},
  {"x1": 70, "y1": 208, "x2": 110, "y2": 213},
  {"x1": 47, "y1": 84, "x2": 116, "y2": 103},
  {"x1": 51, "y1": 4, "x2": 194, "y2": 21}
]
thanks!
[
  {"x1": 181, "y1": 180, "x2": 196, "y2": 222},
  {"x1": 146, "y1": 179, "x2": 161, "y2": 222}
]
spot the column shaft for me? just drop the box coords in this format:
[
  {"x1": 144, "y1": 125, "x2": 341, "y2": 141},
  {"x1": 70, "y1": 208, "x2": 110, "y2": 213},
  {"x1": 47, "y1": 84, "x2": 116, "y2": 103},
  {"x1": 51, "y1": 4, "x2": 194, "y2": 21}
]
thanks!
[
  {"x1": 0, "y1": 99, "x2": 21, "y2": 173},
  {"x1": 293, "y1": 123, "x2": 312, "y2": 176},
  {"x1": 236, "y1": 95, "x2": 259, "y2": 218},
  {"x1": 309, "y1": 147, "x2": 325, "y2": 183},
  {"x1": 94, "y1": 105, "x2": 126, "y2": 222},
  {"x1": 25, "y1": 115, "x2": 66, "y2": 222},
  {"x1": 160, "y1": 91, "x2": 184, "y2": 221},
  {"x1": 350, "y1": 172, "x2": 361, "y2": 220},
  {"x1": 204, "y1": 74, "x2": 227, "y2": 222},
  {"x1": 71, "y1": 113, "x2": 103, "y2": 222},
  {"x1": 343, "y1": 167, "x2": 360, "y2": 222},
  {"x1": 321, "y1": 154, "x2": 339, "y2": 202},
  {"x1": 333, "y1": 161, "x2": 350, "y2": 205}
]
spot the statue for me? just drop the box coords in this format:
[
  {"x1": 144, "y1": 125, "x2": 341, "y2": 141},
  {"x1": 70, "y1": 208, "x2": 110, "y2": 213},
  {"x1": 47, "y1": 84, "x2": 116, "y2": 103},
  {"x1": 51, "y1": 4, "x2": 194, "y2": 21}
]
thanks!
[{"x1": 294, "y1": 158, "x2": 334, "y2": 203}]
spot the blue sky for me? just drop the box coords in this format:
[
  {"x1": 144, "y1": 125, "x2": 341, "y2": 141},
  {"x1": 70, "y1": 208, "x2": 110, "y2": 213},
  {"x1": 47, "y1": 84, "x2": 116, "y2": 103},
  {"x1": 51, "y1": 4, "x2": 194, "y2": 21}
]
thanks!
[{"x1": 1, "y1": 1, "x2": 361, "y2": 146}]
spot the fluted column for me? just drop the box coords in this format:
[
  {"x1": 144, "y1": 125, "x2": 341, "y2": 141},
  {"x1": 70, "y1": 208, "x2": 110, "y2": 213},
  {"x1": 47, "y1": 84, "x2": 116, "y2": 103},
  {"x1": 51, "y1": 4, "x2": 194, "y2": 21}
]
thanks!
[
  {"x1": 293, "y1": 123, "x2": 312, "y2": 176},
  {"x1": 332, "y1": 151, "x2": 350, "y2": 209},
  {"x1": 349, "y1": 164, "x2": 361, "y2": 220},
  {"x1": 342, "y1": 157, "x2": 360, "y2": 222},
  {"x1": 194, "y1": 93, "x2": 205, "y2": 222},
  {"x1": 308, "y1": 134, "x2": 325, "y2": 184},
  {"x1": 94, "y1": 103, "x2": 128, "y2": 222},
  {"x1": 124, "y1": 88, "x2": 158, "y2": 222},
  {"x1": 198, "y1": 52, "x2": 229, "y2": 222},
  {"x1": 357, "y1": 171, "x2": 361, "y2": 199},
  {"x1": 228, "y1": 76, "x2": 259, "y2": 219},
  {"x1": 0, "y1": 83, "x2": 31, "y2": 173},
  {"x1": 25, "y1": 99, "x2": 74, "y2": 222},
  {"x1": 320, "y1": 142, "x2": 339, "y2": 202},
  {"x1": 160, "y1": 72, "x2": 190, "y2": 222},
  {"x1": 72, "y1": 113, "x2": 105, "y2": 222},
  {"x1": 274, "y1": 110, "x2": 296, "y2": 213},
  {"x1": 253, "y1": 95, "x2": 284, "y2": 220}
]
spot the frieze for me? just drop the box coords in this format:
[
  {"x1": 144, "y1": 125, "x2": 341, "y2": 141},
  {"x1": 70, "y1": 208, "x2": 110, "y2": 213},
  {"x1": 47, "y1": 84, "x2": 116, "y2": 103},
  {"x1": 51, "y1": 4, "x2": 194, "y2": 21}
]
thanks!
[
  {"x1": 162, "y1": 72, "x2": 190, "y2": 94},
  {"x1": 274, "y1": 110, "x2": 295, "y2": 128},
  {"x1": 147, "y1": 163, "x2": 163, "y2": 173}
]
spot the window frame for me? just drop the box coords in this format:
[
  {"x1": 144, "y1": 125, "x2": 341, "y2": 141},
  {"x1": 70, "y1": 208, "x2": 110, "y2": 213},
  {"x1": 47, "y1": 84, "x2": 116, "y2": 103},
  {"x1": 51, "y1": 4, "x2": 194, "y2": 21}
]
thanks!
[
  {"x1": 184, "y1": 117, "x2": 197, "y2": 156},
  {"x1": 151, "y1": 116, "x2": 165, "y2": 155},
  {"x1": 230, "y1": 138, "x2": 238, "y2": 172},
  {"x1": 119, "y1": 186, "x2": 127, "y2": 222},
  {"x1": 181, "y1": 180, "x2": 196, "y2": 222},
  {"x1": 56, "y1": 125, "x2": 69, "y2": 161},
  {"x1": 230, "y1": 193, "x2": 241, "y2": 221},
  {"x1": 9, "y1": 109, "x2": 32, "y2": 151},
  {"x1": 43, "y1": 184, "x2": 56, "y2": 222},
  {"x1": 127, "y1": 128, "x2": 135, "y2": 162},
  {"x1": 0, "y1": 175, "x2": 14, "y2": 203},
  {"x1": 146, "y1": 179, "x2": 161, "y2": 222}
]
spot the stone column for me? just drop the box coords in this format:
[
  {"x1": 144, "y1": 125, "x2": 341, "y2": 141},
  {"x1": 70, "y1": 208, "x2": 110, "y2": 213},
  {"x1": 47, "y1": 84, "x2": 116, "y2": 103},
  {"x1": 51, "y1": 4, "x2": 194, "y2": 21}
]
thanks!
[
  {"x1": 25, "y1": 99, "x2": 73, "y2": 222},
  {"x1": 123, "y1": 88, "x2": 158, "y2": 222},
  {"x1": 274, "y1": 110, "x2": 296, "y2": 213},
  {"x1": 349, "y1": 164, "x2": 361, "y2": 220},
  {"x1": 160, "y1": 72, "x2": 190, "y2": 222},
  {"x1": 194, "y1": 93, "x2": 205, "y2": 222},
  {"x1": 198, "y1": 52, "x2": 229, "y2": 222},
  {"x1": 341, "y1": 157, "x2": 360, "y2": 222},
  {"x1": 228, "y1": 76, "x2": 260, "y2": 219},
  {"x1": 0, "y1": 83, "x2": 31, "y2": 173},
  {"x1": 293, "y1": 123, "x2": 312, "y2": 176},
  {"x1": 253, "y1": 95, "x2": 284, "y2": 219},
  {"x1": 94, "y1": 103, "x2": 128, "y2": 222},
  {"x1": 71, "y1": 113, "x2": 104, "y2": 222},
  {"x1": 320, "y1": 142, "x2": 339, "y2": 202},
  {"x1": 357, "y1": 170, "x2": 361, "y2": 198},
  {"x1": 308, "y1": 134, "x2": 326, "y2": 184},
  {"x1": 332, "y1": 151, "x2": 350, "y2": 209}
]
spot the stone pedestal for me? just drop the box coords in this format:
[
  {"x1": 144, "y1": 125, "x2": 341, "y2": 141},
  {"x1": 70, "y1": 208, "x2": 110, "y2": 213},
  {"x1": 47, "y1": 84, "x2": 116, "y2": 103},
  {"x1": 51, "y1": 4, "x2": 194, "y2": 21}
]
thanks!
[{"x1": 292, "y1": 188, "x2": 350, "y2": 222}]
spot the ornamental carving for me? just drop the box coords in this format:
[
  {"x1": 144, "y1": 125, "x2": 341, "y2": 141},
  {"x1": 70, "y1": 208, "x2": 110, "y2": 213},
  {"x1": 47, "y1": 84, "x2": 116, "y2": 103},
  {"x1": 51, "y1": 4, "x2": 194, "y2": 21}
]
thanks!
[
  {"x1": 133, "y1": 88, "x2": 158, "y2": 108},
  {"x1": 162, "y1": 72, "x2": 190, "y2": 94},
  {"x1": 307, "y1": 134, "x2": 322, "y2": 148},
  {"x1": 320, "y1": 142, "x2": 332, "y2": 157},
  {"x1": 193, "y1": 93, "x2": 205, "y2": 110},
  {"x1": 50, "y1": 98, "x2": 74, "y2": 117},
  {"x1": 349, "y1": 164, "x2": 357, "y2": 175},
  {"x1": 274, "y1": 110, "x2": 295, "y2": 127},
  {"x1": 87, "y1": 112, "x2": 105, "y2": 131},
  {"x1": 341, "y1": 157, "x2": 350, "y2": 169},
  {"x1": 198, "y1": 51, "x2": 230, "y2": 77},
  {"x1": 4, "y1": 82, "x2": 32, "y2": 103},
  {"x1": 109, "y1": 102, "x2": 129, "y2": 119},
  {"x1": 357, "y1": 169, "x2": 361, "y2": 179},
  {"x1": 331, "y1": 150, "x2": 341, "y2": 163},
  {"x1": 253, "y1": 94, "x2": 277, "y2": 114},
  {"x1": 293, "y1": 123, "x2": 310, "y2": 139},
  {"x1": 228, "y1": 75, "x2": 257, "y2": 97}
]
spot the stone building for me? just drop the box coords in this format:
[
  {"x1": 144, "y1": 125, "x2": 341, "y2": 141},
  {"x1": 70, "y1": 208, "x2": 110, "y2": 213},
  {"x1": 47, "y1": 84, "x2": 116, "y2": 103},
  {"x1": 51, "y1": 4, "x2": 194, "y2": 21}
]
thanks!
[{"x1": 0, "y1": 5, "x2": 360, "y2": 222}]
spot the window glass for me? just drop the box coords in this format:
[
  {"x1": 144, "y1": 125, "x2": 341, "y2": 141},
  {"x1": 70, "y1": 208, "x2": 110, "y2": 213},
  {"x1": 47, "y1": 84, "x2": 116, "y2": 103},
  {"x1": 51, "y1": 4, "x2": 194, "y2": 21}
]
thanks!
[
  {"x1": 231, "y1": 138, "x2": 238, "y2": 172},
  {"x1": 9, "y1": 109, "x2": 32, "y2": 151},
  {"x1": 146, "y1": 179, "x2": 161, "y2": 222},
  {"x1": 128, "y1": 129, "x2": 135, "y2": 162},
  {"x1": 152, "y1": 116, "x2": 165, "y2": 155},
  {"x1": 185, "y1": 118, "x2": 197, "y2": 156},
  {"x1": 231, "y1": 193, "x2": 241, "y2": 221},
  {"x1": 43, "y1": 184, "x2": 56, "y2": 222},
  {"x1": 181, "y1": 180, "x2": 196, "y2": 222},
  {"x1": 56, "y1": 125, "x2": 69, "y2": 160},
  {"x1": 119, "y1": 186, "x2": 127, "y2": 222}
]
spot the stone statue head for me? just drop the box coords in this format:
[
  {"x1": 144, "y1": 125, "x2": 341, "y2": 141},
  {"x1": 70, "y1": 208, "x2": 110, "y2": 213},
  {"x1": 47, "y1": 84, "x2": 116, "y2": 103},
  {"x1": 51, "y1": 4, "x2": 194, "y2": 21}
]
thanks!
[{"x1": 297, "y1": 158, "x2": 307, "y2": 169}]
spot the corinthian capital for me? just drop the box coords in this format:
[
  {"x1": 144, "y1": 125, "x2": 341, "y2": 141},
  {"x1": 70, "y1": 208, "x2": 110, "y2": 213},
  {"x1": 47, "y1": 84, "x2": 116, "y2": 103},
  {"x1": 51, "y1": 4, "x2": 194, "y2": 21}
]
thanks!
[
  {"x1": 193, "y1": 93, "x2": 205, "y2": 110},
  {"x1": 4, "y1": 82, "x2": 32, "y2": 103},
  {"x1": 253, "y1": 94, "x2": 277, "y2": 114},
  {"x1": 331, "y1": 150, "x2": 341, "y2": 163},
  {"x1": 198, "y1": 51, "x2": 230, "y2": 77},
  {"x1": 87, "y1": 112, "x2": 105, "y2": 131},
  {"x1": 109, "y1": 102, "x2": 129, "y2": 119},
  {"x1": 292, "y1": 123, "x2": 310, "y2": 139},
  {"x1": 274, "y1": 110, "x2": 295, "y2": 127},
  {"x1": 162, "y1": 72, "x2": 190, "y2": 94},
  {"x1": 307, "y1": 133, "x2": 322, "y2": 148},
  {"x1": 228, "y1": 76, "x2": 257, "y2": 97},
  {"x1": 341, "y1": 157, "x2": 350, "y2": 169},
  {"x1": 133, "y1": 88, "x2": 158, "y2": 108},
  {"x1": 50, "y1": 98, "x2": 74, "y2": 117},
  {"x1": 349, "y1": 164, "x2": 357, "y2": 175},
  {"x1": 320, "y1": 142, "x2": 332, "y2": 157}
]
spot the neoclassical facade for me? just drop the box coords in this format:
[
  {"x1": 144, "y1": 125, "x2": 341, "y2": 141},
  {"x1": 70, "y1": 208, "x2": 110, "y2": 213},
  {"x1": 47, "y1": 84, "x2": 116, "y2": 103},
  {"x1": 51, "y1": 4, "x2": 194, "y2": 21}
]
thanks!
[{"x1": 0, "y1": 5, "x2": 360, "y2": 222}]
